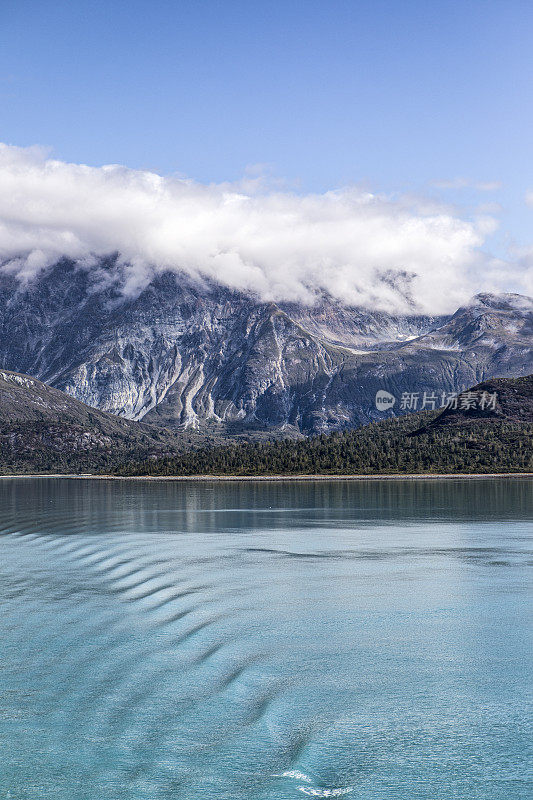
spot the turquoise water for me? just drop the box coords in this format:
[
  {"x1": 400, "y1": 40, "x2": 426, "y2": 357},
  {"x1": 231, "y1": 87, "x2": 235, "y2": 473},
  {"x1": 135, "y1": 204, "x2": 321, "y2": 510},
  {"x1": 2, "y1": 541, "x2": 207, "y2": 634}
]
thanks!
[{"x1": 0, "y1": 477, "x2": 531, "y2": 800}]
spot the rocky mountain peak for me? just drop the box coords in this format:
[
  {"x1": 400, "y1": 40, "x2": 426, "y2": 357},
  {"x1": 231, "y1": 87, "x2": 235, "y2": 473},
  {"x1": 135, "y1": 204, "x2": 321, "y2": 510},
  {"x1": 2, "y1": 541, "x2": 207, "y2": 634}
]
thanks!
[{"x1": 0, "y1": 258, "x2": 531, "y2": 437}]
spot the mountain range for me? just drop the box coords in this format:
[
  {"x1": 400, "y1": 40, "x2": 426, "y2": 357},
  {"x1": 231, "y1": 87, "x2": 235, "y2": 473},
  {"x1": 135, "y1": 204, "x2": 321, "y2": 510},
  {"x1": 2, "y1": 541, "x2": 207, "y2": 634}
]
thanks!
[
  {"x1": 0, "y1": 368, "x2": 190, "y2": 473},
  {"x1": 1, "y1": 367, "x2": 531, "y2": 475},
  {"x1": 0, "y1": 258, "x2": 531, "y2": 439},
  {"x1": 118, "y1": 375, "x2": 533, "y2": 477}
]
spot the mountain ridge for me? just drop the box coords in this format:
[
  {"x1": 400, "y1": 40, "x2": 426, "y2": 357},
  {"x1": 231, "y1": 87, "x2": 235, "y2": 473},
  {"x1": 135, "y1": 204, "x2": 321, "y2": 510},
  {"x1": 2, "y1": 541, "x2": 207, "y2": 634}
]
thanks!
[
  {"x1": 0, "y1": 368, "x2": 188, "y2": 472},
  {"x1": 0, "y1": 258, "x2": 531, "y2": 439},
  {"x1": 412, "y1": 374, "x2": 533, "y2": 433},
  {"x1": 116, "y1": 373, "x2": 533, "y2": 477},
  {"x1": 0, "y1": 368, "x2": 530, "y2": 475}
]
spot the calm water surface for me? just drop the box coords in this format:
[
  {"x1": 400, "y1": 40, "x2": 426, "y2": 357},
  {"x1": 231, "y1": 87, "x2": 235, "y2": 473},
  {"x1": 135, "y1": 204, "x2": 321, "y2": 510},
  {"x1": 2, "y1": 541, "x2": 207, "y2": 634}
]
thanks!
[{"x1": 0, "y1": 478, "x2": 531, "y2": 800}]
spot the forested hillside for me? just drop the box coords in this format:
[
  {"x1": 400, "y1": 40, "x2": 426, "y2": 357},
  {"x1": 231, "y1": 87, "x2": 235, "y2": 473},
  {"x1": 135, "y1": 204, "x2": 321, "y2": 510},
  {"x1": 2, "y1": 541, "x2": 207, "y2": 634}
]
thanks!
[
  {"x1": 1, "y1": 372, "x2": 530, "y2": 475},
  {"x1": 117, "y1": 376, "x2": 533, "y2": 476}
]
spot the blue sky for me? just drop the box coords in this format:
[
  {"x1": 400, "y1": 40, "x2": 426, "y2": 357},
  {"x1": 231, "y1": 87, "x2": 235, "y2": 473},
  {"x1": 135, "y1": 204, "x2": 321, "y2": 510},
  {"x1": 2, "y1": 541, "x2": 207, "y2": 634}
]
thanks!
[{"x1": 1, "y1": 0, "x2": 533, "y2": 270}]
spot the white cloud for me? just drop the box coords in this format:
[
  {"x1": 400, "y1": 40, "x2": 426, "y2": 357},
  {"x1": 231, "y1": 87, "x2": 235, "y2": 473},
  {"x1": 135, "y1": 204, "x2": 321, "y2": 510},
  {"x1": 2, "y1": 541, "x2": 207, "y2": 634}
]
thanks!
[{"x1": 0, "y1": 144, "x2": 528, "y2": 314}]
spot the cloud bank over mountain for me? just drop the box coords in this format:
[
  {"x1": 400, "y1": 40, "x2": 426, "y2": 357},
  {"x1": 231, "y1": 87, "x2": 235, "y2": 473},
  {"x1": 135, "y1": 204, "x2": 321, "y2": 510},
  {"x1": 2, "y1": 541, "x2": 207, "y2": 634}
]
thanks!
[{"x1": 0, "y1": 144, "x2": 529, "y2": 313}]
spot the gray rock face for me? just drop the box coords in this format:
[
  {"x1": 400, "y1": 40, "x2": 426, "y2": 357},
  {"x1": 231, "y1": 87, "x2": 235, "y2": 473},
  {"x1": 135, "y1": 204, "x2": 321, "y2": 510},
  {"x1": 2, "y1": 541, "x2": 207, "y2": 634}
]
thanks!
[
  {"x1": 0, "y1": 259, "x2": 531, "y2": 436},
  {"x1": 0, "y1": 367, "x2": 183, "y2": 458}
]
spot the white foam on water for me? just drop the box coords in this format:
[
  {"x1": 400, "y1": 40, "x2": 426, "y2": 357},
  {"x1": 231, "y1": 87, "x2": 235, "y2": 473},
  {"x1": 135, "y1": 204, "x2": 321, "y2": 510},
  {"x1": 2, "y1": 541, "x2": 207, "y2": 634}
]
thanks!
[
  {"x1": 274, "y1": 770, "x2": 353, "y2": 797},
  {"x1": 297, "y1": 787, "x2": 353, "y2": 797},
  {"x1": 275, "y1": 770, "x2": 313, "y2": 783}
]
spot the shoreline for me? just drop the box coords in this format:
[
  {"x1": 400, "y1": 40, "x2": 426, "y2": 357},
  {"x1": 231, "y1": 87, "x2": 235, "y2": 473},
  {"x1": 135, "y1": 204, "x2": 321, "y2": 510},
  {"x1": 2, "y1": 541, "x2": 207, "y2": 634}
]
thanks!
[{"x1": 0, "y1": 472, "x2": 532, "y2": 481}]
